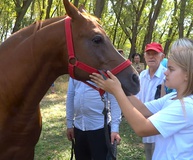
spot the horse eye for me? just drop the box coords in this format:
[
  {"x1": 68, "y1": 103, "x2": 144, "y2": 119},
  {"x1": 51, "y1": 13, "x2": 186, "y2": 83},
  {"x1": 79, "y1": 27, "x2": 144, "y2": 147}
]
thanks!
[{"x1": 92, "y1": 35, "x2": 103, "y2": 44}]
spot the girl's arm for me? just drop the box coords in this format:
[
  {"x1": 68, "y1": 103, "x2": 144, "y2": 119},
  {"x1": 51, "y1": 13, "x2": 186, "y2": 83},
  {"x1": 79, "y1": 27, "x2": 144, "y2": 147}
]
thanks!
[{"x1": 90, "y1": 71, "x2": 159, "y2": 137}]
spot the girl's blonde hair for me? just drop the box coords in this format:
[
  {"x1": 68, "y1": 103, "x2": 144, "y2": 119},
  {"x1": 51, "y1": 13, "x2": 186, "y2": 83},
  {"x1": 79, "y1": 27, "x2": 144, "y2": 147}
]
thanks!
[{"x1": 169, "y1": 38, "x2": 193, "y2": 97}]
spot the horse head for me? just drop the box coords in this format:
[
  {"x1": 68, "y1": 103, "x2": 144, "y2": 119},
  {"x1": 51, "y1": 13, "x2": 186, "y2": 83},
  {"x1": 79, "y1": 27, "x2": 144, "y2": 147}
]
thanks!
[{"x1": 63, "y1": 0, "x2": 140, "y2": 95}]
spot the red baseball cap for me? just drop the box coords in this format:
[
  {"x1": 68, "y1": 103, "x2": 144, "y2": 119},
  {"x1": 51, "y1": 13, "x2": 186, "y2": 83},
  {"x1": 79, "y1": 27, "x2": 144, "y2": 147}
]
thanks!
[{"x1": 145, "y1": 42, "x2": 163, "y2": 53}]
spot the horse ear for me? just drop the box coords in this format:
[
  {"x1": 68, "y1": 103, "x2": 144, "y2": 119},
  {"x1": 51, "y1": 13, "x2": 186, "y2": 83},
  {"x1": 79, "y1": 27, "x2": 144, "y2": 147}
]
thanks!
[
  {"x1": 78, "y1": 4, "x2": 87, "y2": 13},
  {"x1": 63, "y1": 0, "x2": 83, "y2": 20}
]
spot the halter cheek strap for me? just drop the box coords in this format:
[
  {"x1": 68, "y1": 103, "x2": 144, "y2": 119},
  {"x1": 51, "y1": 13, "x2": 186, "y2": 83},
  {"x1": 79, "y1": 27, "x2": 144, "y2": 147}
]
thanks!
[
  {"x1": 64, "y1": 16, "x2": 132, "y2": 96},
  {"x1": 65, "y1": 16, "x2": 98, "y2": 78}
]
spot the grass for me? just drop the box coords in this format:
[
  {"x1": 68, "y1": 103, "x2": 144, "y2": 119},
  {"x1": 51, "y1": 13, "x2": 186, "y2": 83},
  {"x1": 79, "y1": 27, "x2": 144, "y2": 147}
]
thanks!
[{"x1": 34, "y1": 75, "x2": 145, "y2": 160}]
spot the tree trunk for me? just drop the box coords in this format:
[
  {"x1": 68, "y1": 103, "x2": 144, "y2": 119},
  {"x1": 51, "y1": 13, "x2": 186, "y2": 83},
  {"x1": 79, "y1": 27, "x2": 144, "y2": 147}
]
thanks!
[
  {"x1": 143, "y1": 0, "x2": 163, "y2": 49},
  {"x1": 94, "y1": 0, "x2": 105, "y2": 18},
  {"x1": 73, "y1": 0, "x2": 79, "y2": 7},
  {"x1": 12, "y1": 0, "x2": 33, "y2": 33},
  {"x1": 45, "y1": 0, "x2": 53, "y2": 19},
  {"x1": 178, "y1": 0, "x2": 186, "y2": 38}
]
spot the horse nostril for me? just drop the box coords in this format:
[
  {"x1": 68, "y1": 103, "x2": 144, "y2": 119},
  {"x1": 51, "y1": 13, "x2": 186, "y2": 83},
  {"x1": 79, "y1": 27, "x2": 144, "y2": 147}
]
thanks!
[{"x1": 132, "y1": 74, "x2": 139, "y2": 83}]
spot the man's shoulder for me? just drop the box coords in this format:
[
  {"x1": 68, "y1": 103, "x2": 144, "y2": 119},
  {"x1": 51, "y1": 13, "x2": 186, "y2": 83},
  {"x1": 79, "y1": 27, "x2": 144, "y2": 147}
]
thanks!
[
  {"x1": 139, "y1": 69, "x2": 148, "y2": 77},
  {"x1": 133, "y1": 62, "x2": 145, "y2": 70},
  {"x1": 133, "y1": 62, "x2": 144, "y2": 65},
  {"x1": 139, "y1": 63, "x2": 144, "y2": 67},
  {"x1": 159, "y1": 64, "x2": 167, "y2": 72}
]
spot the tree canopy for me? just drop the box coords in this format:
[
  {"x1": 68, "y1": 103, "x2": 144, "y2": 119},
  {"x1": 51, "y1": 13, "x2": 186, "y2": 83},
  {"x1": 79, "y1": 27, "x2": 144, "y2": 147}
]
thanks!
[{"x1": 1, "y1": 0, "x2": 193, "y2": 59}]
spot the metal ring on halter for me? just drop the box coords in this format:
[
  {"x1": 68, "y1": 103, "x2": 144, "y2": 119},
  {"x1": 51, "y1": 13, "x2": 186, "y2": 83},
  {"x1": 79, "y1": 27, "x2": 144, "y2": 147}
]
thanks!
[
  {"x1": 68, "y1": 57, "x2": 78, "y2": 66},
  {"x1": 98, "y1": 70, "x2": 108, "y2": 80}
]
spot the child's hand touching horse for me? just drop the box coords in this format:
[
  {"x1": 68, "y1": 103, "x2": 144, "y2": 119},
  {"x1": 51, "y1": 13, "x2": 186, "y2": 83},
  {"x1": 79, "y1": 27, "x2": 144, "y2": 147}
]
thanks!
[{"x1": 90, "y1": 70, "x2": 124, "y2": 96}]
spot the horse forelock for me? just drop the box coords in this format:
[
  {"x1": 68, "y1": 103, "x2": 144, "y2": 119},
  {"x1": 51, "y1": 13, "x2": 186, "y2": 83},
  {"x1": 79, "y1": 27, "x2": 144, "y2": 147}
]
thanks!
[{"x1": 81, "y1": 12, "x2": 101, "y2": 24}]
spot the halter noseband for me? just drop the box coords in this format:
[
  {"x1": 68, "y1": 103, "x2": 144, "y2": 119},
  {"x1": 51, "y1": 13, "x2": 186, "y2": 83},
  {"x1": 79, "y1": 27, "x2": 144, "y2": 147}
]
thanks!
[{"x1": 64, "y1": 16, "x2": 132, "y2": 95}]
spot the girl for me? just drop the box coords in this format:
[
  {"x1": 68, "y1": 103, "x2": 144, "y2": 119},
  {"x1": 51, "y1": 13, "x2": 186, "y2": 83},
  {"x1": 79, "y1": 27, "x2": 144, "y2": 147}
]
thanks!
[{"x1": 90, "y1": 38, "x2": 193, "y2": 159}]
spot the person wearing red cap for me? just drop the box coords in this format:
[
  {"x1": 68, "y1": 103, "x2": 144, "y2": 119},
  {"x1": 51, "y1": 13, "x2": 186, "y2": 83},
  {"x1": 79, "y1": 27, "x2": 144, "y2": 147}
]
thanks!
[{"x1": 136, "y1": 42, "x2": 166, "y2": 160}]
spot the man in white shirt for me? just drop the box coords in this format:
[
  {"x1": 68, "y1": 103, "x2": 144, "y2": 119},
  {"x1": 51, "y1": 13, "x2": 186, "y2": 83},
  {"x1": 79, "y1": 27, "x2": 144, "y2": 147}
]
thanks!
[
  {"x1": 137, "y1": 42, "x2": 166, "y2": 160},
  {"x1": 66, "y1": 78, "x2": 121, "y2": 160}
]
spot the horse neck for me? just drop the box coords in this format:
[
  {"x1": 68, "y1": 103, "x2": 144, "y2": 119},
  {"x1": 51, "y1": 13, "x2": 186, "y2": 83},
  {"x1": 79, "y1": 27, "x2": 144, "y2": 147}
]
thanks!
[
  {"x1": 0, "y1": 20, "x2": 68, "y2": 109},
  {"x1": 33, "y1": 19, "x2": 68, "y2": 75},
  {"x1": 0, "y1": 16, "x2": 65, "y2": 54},
  {"x1": 25, "y1": 19, "x2": 68, "y2": 98}
]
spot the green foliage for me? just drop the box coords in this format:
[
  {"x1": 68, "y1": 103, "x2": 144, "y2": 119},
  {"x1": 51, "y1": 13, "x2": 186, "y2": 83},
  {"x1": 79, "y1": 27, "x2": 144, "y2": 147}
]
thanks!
[
  {"x1": 1, "y1": 0, "x2": 193, "y2": 54},
  {"x1": 118, "y1": 118, "x2": 145, "y2": 160},
  {"x1": 0, "y1": 0, "x2": 15, "y2": 42}
]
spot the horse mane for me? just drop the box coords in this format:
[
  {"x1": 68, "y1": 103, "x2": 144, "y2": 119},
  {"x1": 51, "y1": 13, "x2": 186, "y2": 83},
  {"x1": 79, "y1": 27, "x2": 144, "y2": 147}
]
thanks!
[
  {"x1": 78, "y1": 4, "x2": 101, "y2": 24},
  {"x1": 31, "y1": 15, "x2": 68, "y2": 35},
  {"x1": 32, "y1": 20, "x2": 43, "y2": 34},
  {"x1": 82, "y1": 12, "x2": 101, "y2": 23}
]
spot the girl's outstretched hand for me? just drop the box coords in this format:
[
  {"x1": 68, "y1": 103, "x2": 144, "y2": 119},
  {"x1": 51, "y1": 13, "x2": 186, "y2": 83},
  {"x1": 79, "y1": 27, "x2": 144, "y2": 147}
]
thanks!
[{"x1": 90, "y1": 70, "x2": 122, "y2": 95}]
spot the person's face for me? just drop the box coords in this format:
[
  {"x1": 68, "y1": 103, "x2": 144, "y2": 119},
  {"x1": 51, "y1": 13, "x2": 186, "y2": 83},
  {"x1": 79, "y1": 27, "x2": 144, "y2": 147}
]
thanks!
[
  {"x1": 164, "y1": 60, "x2": 188, "y2": 92},
  {"x1": 134, "y1": 55, "x2": 140, "y2": 63},
  {"x1": 144, "y1": 50, "x2": 164, "y2": 69}
]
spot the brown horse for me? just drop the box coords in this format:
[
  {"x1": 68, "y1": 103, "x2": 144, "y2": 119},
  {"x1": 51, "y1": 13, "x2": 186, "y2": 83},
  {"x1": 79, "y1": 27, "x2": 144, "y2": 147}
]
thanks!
[{"x1": 0, "y1": 0, "x2": 139, "y2": 159}]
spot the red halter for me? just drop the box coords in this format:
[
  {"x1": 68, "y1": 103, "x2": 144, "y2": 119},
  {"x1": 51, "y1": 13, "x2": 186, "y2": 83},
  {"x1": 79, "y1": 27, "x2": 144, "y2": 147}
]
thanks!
[{"x1": 64, "y1": 16, "x2": 132, "y2": 95}]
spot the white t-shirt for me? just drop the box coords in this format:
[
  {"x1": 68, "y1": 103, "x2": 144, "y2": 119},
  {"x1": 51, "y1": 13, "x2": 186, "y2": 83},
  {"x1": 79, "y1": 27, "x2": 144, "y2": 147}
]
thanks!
[
  {"x1": 145, "y1": 92, "x2": 193, "y2": 160},
  {"x1": 137, "y1": 64, "x2": 167, "y2": 143}
]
